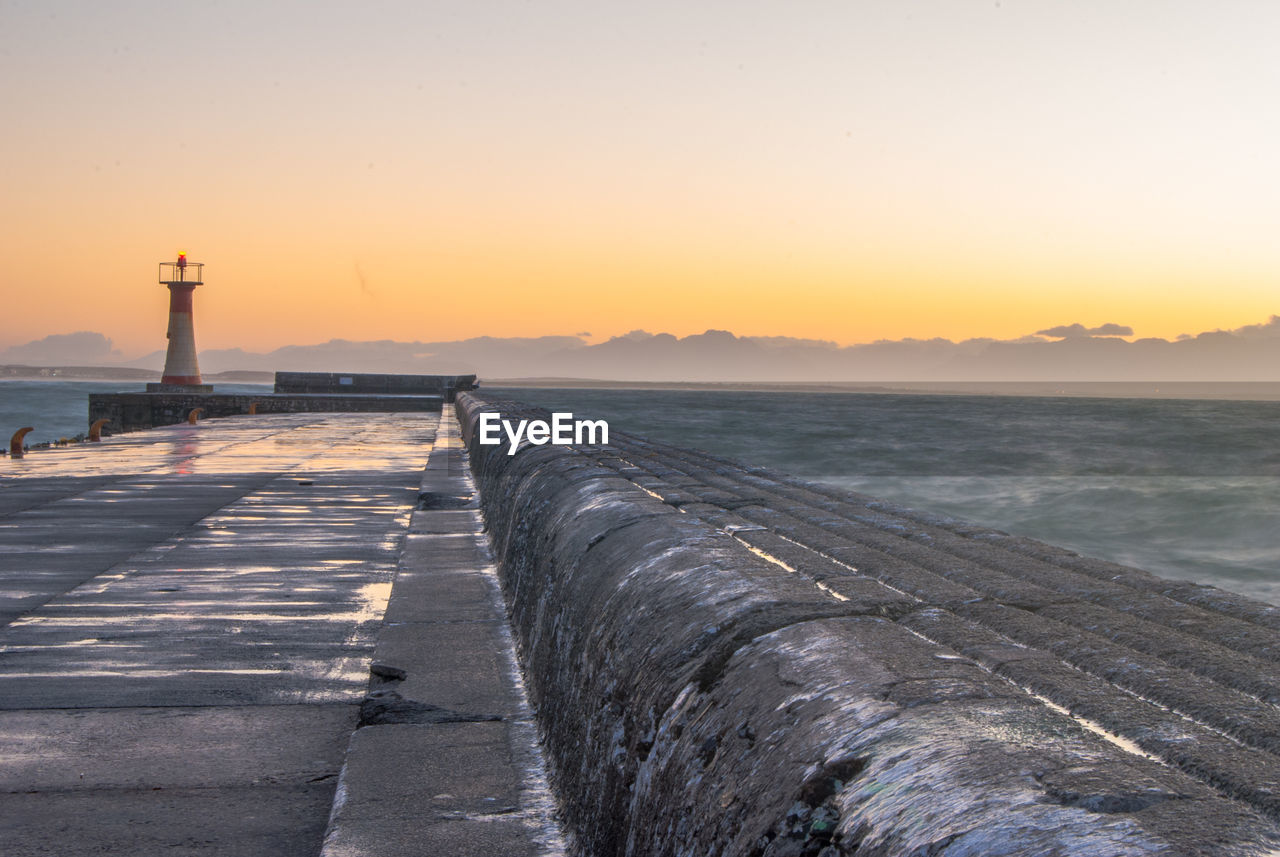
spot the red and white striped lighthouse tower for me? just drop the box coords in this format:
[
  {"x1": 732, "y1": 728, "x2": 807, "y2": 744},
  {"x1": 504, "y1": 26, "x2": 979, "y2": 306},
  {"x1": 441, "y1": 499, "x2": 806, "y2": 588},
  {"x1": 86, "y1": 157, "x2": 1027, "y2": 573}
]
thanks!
[{"x1": 147, "y1": 253, "x2": 212, "y2": 392}]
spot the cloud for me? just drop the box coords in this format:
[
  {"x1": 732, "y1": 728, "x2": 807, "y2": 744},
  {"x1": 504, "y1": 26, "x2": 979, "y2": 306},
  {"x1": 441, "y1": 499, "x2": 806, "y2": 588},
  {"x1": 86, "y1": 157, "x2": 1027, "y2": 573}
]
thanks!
[
  {"x1": 1089, "y1": 323, "x2": 1134, "y2": 337},
  {"x1": 746, "y1": 335, "x2": 839, "y2": 350},
  {"x1": 1227, "y1": 315, "x2": 1280, "y2": 339},
  {"x1": 15, "y1": 315, "x2": 1280, "y2": 382},
  {"x1": 1035, "y1": 324, "x2": 1090, "y2": 339},
  {"x1": 1036, "y1": 323, "x2": 1134, "y2": 339},
  {"x1": 0, "y1": 331, "x2": 121, "y2": 364}
]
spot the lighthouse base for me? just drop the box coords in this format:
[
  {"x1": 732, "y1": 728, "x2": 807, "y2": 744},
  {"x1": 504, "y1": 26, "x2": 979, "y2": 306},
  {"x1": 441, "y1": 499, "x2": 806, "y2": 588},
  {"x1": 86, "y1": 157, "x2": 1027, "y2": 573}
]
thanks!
[{"x1": 146, "y1": 383, "x2": 214, "y2": 393}]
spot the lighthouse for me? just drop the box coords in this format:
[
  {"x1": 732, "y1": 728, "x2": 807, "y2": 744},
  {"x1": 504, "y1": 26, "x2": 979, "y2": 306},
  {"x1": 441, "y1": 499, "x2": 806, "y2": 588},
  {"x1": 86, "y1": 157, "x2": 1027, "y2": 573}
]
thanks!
[{"x1": 146, "y1": 253, "x2": 213, "y2": 393}]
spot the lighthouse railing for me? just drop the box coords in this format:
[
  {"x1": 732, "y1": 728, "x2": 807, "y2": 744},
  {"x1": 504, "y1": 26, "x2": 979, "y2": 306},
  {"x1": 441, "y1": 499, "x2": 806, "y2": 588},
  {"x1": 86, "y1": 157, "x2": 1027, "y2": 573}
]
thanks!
[{"x1": 158, "y1": 262, "x2": 204, "y2": 284}]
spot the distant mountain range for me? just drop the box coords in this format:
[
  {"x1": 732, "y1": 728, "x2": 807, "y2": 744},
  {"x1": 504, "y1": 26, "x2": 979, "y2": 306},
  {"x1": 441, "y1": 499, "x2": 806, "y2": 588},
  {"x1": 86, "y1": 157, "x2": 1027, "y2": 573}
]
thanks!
[{"x1": 4, "y1": 316, "x2": 1280, "y2": 383}]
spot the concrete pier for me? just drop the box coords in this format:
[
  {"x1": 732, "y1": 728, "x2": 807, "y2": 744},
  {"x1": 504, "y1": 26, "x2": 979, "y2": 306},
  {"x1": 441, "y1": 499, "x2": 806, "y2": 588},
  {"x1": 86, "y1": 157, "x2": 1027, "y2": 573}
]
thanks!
[
  {"x1": 6, "y1": 394, "x2": 1280, "y2": 855},
  {"x1": 0, "y1": 411, "x2": 558, "y2": 856}
]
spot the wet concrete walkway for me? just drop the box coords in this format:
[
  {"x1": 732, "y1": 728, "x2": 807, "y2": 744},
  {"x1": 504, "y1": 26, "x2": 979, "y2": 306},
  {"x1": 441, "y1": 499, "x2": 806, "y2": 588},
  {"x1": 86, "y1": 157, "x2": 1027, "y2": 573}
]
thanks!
[
  {"x1": 320, "y1": 408, "x2": 566, "y2": 857},
  {"x1": 0, "y1": 412, "x2": 526, "y2": 855}
]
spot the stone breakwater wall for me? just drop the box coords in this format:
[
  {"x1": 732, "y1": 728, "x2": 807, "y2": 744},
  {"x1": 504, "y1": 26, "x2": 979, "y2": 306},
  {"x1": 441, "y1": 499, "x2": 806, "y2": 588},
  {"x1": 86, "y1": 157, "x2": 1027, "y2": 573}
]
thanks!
[{"x1": 456, "y1": 393, "x2": 1280, "y2": 857}]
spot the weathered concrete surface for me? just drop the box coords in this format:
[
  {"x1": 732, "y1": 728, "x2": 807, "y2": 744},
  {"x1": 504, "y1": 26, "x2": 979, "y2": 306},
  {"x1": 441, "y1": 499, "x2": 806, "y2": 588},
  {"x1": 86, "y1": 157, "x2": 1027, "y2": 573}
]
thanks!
[
  {"x1": 458, "y1": 393, "x2": 1280, "y2": 857},
  {"x1": 0, "y1": 414, "x2": 431, "y2": 855},
  {"x1": 319, "y1": 409, "x2": 564, "y2": 857},
  {"x1": 0, "y1": 706, "x2": 351, "y2": 856}
]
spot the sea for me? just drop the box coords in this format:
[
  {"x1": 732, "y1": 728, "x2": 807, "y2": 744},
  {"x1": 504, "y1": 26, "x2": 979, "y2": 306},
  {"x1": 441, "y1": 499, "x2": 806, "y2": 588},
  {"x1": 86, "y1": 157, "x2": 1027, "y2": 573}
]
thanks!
[
  {"x1": 490, "y1": 386, "x2": 1280, "y2": 608},
  {"x1": 3, "y1": 380, "x2": 1276, "y2": 607}
]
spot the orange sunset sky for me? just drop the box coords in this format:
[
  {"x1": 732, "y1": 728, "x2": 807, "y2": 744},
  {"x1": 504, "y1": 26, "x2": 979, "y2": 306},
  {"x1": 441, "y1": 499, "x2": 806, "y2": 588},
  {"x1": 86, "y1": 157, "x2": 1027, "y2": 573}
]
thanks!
[{"x1": 3, "y1": 2, "x2": 1279, "y2": 358}]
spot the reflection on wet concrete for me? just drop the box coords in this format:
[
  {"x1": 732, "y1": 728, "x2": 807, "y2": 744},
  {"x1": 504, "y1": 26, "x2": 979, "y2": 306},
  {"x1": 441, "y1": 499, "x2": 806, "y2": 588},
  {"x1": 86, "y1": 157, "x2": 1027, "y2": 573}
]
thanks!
[
  {"x1": 0, "y1": 413, "x2": 435, "y2": 855},
  {"x1": 0, "y1": 414, "x2": 430, "y2": 628},
  {"x1": 0, "y1": 414, "x2": 434, "y2": 705}
]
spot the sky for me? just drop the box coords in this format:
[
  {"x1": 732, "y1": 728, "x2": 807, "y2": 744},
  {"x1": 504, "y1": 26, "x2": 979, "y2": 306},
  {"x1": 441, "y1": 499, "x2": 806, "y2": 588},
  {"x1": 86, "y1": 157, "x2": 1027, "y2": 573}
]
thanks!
[{"x1": 3, "y1": 1, "x2": 1279, "y2": 358}]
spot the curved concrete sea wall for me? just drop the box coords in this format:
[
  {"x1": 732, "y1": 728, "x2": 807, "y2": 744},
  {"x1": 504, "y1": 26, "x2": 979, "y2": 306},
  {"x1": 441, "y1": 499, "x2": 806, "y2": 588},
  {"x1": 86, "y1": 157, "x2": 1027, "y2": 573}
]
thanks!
[{"x1": 455, "y1": 393, "x2": 1280, "y2": 857}]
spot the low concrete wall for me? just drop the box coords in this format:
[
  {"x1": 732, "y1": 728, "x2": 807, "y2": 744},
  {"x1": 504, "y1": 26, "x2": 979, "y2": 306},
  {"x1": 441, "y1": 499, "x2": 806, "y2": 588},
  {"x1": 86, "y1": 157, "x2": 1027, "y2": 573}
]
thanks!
[
  {"x1": 456, "y1": 393, "x2": 1280, "y2": 857},
  {"x1": 89, "y1": 392, "x2": 442, "y2": 435},
  {"x1": 273, "y1": 371, "x2": 477, "y2": 399}
]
